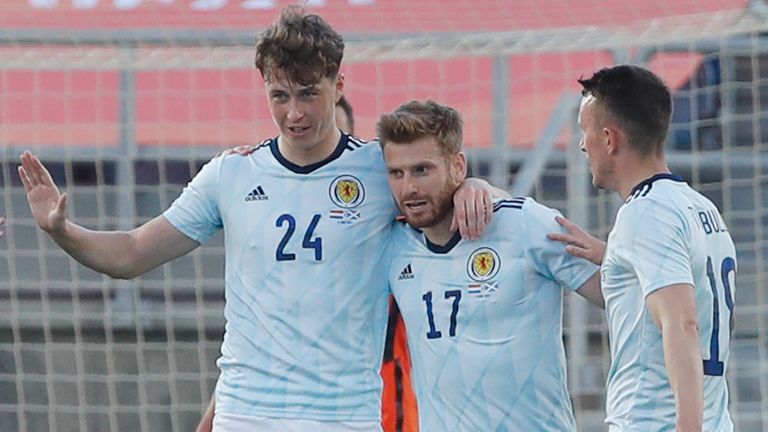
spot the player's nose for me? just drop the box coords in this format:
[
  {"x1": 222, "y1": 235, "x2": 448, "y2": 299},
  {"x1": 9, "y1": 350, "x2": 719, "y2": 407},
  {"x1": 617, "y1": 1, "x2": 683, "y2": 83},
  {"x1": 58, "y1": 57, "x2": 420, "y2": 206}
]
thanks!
[
  {"x1": 286, "y1": 99, "x2": 303, "y2": 121},
  {"x1": 401, "y1": 173, "x2": 419, "y2": 195}
]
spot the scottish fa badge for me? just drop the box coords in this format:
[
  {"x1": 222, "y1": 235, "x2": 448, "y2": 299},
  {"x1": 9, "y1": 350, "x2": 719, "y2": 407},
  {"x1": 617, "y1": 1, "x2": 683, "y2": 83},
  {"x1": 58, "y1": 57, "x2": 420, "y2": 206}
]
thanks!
[
  {"x1": 466, "y1": 247, "x2": 500, "y2": 299},
  {"x1": 329, "y1": 175, "x2": 365, "y2": 224}
]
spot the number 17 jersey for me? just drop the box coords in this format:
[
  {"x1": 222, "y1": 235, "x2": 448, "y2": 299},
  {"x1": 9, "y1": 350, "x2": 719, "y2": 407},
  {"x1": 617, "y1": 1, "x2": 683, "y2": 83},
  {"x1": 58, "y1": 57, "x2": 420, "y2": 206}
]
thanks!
[{"x1": 388, "y1": 198, "x2": 598, "y2": 431}]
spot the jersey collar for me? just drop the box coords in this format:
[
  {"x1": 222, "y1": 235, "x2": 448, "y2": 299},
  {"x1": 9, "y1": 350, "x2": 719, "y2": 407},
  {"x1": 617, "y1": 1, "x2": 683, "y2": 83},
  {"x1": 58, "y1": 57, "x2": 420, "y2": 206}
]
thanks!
[
  {"x1": 424, "y1": 230, "x2": 462, "y2": 254},
  {"x1": 628, "y1": 173, "x2": 685, "y2": 200},
  {"x1": 270, "y1": 133, "x2": 350, "y2": 174}
]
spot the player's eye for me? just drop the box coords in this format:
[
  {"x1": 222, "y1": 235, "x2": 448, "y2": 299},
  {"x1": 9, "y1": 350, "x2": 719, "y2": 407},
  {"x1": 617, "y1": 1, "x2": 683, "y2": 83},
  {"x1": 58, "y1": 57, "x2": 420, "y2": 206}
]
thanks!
[
  {"x1": 415, "y1": 165, "x2": 430, "y2": 175},
  {"x1": 299, "y1": 89, "x2": 318, "y2": 99},
  {"x1": 271, "y1": 92, "x2": 289, "y2": 102}
]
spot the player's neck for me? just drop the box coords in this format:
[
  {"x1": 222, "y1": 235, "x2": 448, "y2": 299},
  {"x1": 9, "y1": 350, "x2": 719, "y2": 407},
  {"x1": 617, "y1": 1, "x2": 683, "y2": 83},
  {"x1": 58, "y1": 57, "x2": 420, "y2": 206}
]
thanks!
[
  {"x1": 421, "y1": 212, "x2": 456, "y2": 247},
  {"x1": 279, "y1": 128, "x2": 341, "y2": 167},
  {"x1": 616, "y1": 155, "x2": 671, "y2": 200}
]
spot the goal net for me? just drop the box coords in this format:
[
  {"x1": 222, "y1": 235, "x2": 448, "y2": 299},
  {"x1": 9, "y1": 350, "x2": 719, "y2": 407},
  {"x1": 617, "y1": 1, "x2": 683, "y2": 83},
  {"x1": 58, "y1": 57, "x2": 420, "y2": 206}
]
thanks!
[{"x1": 1, "y1": 1, "x2": 767, "y2": 430}]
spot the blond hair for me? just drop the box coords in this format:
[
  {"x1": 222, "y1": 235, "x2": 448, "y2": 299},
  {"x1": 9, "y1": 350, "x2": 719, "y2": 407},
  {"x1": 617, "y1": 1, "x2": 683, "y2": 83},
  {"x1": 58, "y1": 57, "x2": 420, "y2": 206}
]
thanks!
[{"x1": 377, "y1": 100, "x2": 463, "y2": 155}]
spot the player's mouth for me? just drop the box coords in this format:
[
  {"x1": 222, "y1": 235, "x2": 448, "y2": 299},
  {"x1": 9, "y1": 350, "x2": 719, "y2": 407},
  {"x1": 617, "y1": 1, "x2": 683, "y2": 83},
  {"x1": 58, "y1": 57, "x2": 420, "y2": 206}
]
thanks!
[
  {"x1": 287, "y1": 126, "x2": 311, "y2": 136},
  {"x1": 403, "y1": 200, "x2": 428, "y2": 211}
]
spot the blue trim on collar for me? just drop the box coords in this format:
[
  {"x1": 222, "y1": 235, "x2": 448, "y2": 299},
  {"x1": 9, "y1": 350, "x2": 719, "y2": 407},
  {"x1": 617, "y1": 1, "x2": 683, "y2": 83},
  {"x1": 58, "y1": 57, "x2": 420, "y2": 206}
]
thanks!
[
  {"x1": 270, "y1": 133, "x2": 350, "y2": 174},
  {"x1": 424, "y1": 230, "x2": 462, "y2": 254},
  {"x1": 629, "y1": 173, "x2": 684, "y2": 198}
]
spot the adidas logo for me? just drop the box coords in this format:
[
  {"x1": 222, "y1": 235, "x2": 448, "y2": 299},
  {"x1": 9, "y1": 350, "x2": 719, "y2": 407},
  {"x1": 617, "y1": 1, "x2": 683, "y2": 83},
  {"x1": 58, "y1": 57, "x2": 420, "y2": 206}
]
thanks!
[
  {"x1": 398, "y1": 264, "x2": 415, "y2": 280},
  {"x1": 245, "y1": 185, "x2": 269, "y2": 201}
]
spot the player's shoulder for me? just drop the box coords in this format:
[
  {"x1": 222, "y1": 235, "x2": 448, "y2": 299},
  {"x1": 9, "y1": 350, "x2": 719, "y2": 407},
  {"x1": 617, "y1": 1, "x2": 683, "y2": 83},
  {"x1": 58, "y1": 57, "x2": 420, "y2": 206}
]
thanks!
[
  {"x1": 342, "y1": 135, "x2": 382, "y2": 159},
  {"x1": 334, "y1": 135, "x2": 387, "y2": 178},
  {"x1": 492, "y1": 197, "x2": 528, "y2": 213},
  {"x1": 620, "y1": 173, "x2": 690, "y2": 221},
  {"x1": 345, "y1": 134, "x2": 377, "y2": 150},
  {"x1": 217, "y1": 138, "x2": 273, "y2": 163},
  {"x1": 493, "y1": 196, "x2": 559, "y2": 226},
  {"x1": 486, "y1": 197, "x2": 568, "y2": 245},
  {"x1": 624, "y1": 173, "x2": 688, "y2": 206}
]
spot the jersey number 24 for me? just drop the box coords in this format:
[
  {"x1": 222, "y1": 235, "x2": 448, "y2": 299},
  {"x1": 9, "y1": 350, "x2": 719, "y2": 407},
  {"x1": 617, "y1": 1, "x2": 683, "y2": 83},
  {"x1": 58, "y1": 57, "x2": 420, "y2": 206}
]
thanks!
[{"x1": 275, "y1": 214, "x2": 323, "y2": 261}]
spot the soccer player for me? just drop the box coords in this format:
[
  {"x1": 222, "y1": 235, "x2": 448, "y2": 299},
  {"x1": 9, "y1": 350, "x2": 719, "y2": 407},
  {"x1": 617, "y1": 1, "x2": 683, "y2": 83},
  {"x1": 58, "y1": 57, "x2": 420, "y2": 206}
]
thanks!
[
  {"x1": 378, "y1": 99, "x2": 603, "y2": 431},
  {"x1": 20, "y1": 7, "x2": 496, "y2": 432},
  {"x1": 197, "y1": 94, "x2": 419, "y2": 432},
  {"x1": 0, "y1": 217, "x2": 5, "y2": 238},
  {"x1": 549, "y1": 65, "x2": 737, "y2": 431}
]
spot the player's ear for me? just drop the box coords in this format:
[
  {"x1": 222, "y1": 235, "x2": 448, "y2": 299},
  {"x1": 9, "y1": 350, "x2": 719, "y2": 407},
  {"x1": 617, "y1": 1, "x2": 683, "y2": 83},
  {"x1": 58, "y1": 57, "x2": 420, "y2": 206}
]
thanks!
[
  {"x1": 603, "y1": 125, "x2": 623, "y2": 156},
  {"x1": 334, "y1": 73, "x2": 345, "y2": 103},
  {"x1": 453, "y1": 152, "x2": 468, "y2": 181}
]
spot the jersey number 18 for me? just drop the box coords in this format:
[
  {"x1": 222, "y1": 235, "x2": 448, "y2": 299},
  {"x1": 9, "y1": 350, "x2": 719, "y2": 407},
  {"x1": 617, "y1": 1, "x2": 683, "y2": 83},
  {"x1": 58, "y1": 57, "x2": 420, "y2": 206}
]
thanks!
[{"x1": 703, "y1": 255, "x2": 736, "y2": 377}]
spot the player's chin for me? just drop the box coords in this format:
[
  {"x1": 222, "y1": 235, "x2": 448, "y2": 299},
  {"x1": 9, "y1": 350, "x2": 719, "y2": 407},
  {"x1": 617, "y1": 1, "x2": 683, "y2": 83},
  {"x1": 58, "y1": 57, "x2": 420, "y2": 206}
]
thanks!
[
  {"x1": 590, "y1": 174, "x2": 606, "y2": 189},
  {"x1": 403, "y1": 212, "x2": 435, "y2": 229}
]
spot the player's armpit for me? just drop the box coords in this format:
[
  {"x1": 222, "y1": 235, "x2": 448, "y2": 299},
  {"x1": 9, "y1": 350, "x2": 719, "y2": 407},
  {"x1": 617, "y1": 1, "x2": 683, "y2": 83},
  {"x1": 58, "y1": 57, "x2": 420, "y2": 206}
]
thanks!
[{"x1": 575, "y1": 272, "x2": 604, "y2": 309}]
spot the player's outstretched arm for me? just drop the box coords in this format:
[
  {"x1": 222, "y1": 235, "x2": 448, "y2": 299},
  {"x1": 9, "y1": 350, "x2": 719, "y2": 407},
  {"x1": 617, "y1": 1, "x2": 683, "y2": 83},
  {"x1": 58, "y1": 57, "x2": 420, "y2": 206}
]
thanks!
[
  {"x1": 647, "y1": 284, "x2": 703, "y2": 432},
  {"x1": 19, "y1": 151, "x2": 199, "y2": 279},
  {"x1": 547, "y1": 216, "x2": 606, "y2": 265},
  {"x1": 451, "y1": 178, "x2": 509, "y2": 239}
]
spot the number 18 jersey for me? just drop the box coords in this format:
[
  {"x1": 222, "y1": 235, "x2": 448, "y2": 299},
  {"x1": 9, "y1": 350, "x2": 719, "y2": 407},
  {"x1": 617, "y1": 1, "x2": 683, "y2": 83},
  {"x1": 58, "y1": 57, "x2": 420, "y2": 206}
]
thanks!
[{"x1": 602, "y1": 174, "x2": 736, "y2": 431}]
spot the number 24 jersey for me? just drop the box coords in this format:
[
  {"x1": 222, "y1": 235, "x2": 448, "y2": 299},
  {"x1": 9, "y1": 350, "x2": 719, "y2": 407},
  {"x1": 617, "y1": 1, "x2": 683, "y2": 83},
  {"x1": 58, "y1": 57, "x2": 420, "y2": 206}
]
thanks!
[{"x1": 164, "y1": 135, "x2": 397, "y2": 422}]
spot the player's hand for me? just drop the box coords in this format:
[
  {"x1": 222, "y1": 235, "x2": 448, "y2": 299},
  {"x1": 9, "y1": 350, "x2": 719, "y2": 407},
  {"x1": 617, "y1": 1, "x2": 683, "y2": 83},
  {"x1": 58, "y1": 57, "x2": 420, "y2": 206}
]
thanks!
[
  {"x1": 0, "y1": 217, "x2": 5, "y2": 239},
  {"x1": 547, "y1": 216, "x2": 606, "y2": 265},
  {"x1": 18, "y1": 151, "x2": 69, "y2": 234},
  {"x1": 451, "y1": 177, "x2": 493, "y2": 240},
  {"x1": 216, "y1": 144, "x2": 258, "y2": 158}
]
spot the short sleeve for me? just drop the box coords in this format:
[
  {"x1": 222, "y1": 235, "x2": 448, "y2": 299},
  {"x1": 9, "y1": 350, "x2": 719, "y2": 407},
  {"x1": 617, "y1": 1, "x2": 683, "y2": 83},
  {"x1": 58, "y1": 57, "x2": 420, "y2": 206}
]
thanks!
[
  {"x1": 611, "y1": 199, "x2": 693, "y2": 298},
  {"x1": 523, "y1": 201, "x2": 599, "y2": 292},
  {"x1": 163, "y1": 156, "x2": 223, "y2": 244}
]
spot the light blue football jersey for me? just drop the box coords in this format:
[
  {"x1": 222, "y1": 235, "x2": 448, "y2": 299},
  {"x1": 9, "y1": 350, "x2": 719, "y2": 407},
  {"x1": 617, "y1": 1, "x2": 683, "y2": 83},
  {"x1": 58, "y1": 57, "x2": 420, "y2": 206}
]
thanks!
[
  {"x1": 387, "y1": 197, "x2": 598, "y2": 432},
  {"x1": 163, "y1": 134, "x2": 397, "y2": 421},
  {"x1": 602, "y1": 174, "x2": 736, "y2": 431}
]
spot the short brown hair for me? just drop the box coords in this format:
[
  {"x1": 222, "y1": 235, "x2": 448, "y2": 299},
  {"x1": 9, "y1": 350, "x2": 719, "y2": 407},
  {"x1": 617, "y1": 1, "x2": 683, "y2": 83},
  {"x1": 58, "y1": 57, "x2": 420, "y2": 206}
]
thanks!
[
  {"x1": 377, "y1": 100, "x2": 463, "y2": 155},
  {"x1": 255, "y1": 6, "x2": 344, "y2": 85},
  {"x1": 578, "y1": 65, "x2": 672, "y2": 156}
]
